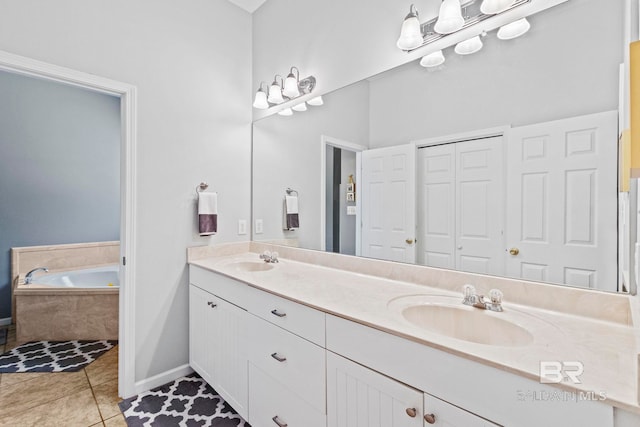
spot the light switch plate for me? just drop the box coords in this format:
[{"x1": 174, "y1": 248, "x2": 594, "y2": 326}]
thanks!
[
  {"x1": 238, "y1": 219, "x2": 247, "y2": 235},
  {"x1": 255, "y1": 219, "x2": 264, "y2": 234},
  {"x1": 347, "y1": 206, "x2": 357, "y2": 215}
]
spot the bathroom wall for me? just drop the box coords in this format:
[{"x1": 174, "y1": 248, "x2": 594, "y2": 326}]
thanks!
[
  {"x1": 0, "y1": 0, "x2": 252, "y2": 389},
  {"x1": 252, "y1": 81, "x2": 369, "y2": 249},
  {"x1": 0, "y1": 71, "x2": 120, "y2": 321}
]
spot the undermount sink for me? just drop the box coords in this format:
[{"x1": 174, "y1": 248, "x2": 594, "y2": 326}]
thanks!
[
  {"x1": 227, "y1": 261, "x2": 274, "y2": 272},
  {"x1": 388, "y1": 295, "x2": 545, "y2": 347}
]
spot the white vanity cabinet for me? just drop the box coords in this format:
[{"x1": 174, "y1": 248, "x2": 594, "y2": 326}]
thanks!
[{"x1": 188, "y1": 266, "x2": 249, "y2": 420}]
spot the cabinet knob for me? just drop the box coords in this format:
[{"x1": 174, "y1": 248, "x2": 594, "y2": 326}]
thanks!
[
  {"x1": 272, "y1": 415, "x2": 288, "y2": 427},
  {"x1": 405, "y1": 407, "x2": 417, "y2": 417},
  {"x1": 207, "y1": 301, "x2": 217, "y2": 308},
  {"x1": 271, "y1": 309, "x2": 287, "y2": 318},
  {"x1": 424, "y1": 413, "x2": 436, "y2": 424},
  {"x1": 509, "y1": 247, "x2": 520, "y2": 256}
]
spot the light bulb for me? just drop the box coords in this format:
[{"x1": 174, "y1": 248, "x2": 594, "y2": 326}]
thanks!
[
  {"x1": 420, "y1": 50, "x2": 445, "y2": 68},
  {"x1": 267, "y1": 78, "x2": 285, "y2": 104},
  {"x1": 292, "y1": 102, "x2": 307, "y2": 112},
  {"x1": 252, "y1": 89, "x2": 269, "y2": 109},
  {"x1": 434, "y1": 0, "x2": 464, "y2": 34},
  {"x1": 455, "y1": 35, "x2": 483, "y2": 55},
  {"x1": 283, "y1": 73, "x2": 300, "y2": 98},
  {"x1": 307, "y1": 96, "x2": 324, "y2": 106},
  {"x1": 278, "y1": 108, "x2": 293, "y2": 116},
  {"x1": 480, "y1": 0, "x2": 515, "y2": 15},
  {"x1": 396, "y1": 5, "x2": 423, "y2": 50},
  {"x1": 497, "y1": 18, "x2": 531, "y2": 40}
]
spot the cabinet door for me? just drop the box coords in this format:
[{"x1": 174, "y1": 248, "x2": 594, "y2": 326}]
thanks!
[
  {"x1": 189, "y1": 284, "x2": 248, "y2": 420},
  {"x1": 327, "y1": 352, "x2": 423, "y2": 427},
  {"x1": 423, "y1": 394, "x2": 499, "y2": 427},
  {"x1": 189, "y1": 284, "x2": 217, "y2": 384}
]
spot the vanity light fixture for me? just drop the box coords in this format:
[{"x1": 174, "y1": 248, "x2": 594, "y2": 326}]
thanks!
[
  {"x1": 278, "y1": 108, "x2": 293, "y2": 116},
  {"x1": 434, "y1": 0, "x2": 465, "y2": 34},
  {"x1": 396, "y1": 0, "x2": 531, "y2": 53},
  {"x1": 497, "y1": 17, "x2": 530, "y2": 40},
  {"x1": 252, "y1": 82, "x2": 269, "y2": 110},
  {"x1": 307, "y1": 96, "x2": 324, "y2": 106},
  {"x1": 292, "y1": 102, "x2": 307, "y2": 112},
  {"x1": 267, "y1": 75, "x2": 285, "y2": 104},
  {"x1": 420, "y1": 50, "x2": 446, "y2": 67},
  {"x1": 455, "y1": 34, "x2": 484, "y2": 55},
  {"x1": 283, "y1": 67, "x2": 301, "y2": 98}
]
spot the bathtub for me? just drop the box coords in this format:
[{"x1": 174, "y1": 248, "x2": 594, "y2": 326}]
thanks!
[
  {"x1": 30, "y1": 265, "x2": 119, "y2": 288},
  {"x1": 15, "y1": 264, "x2": 119, "y2": 343}
]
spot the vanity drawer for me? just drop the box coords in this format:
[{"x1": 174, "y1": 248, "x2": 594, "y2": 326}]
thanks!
[
  {"x1": 249, "y1": 363, "x2": 326, "y2": 427},
  {"x1": 189, "y1": 265, "x2": 248, "y2": 308},
  {"x1": 248, "y1": 313, "x2": 326, "y2": 412},
  {"x1": 246, "y1": 286, "x2": 325, "y2": 346}
]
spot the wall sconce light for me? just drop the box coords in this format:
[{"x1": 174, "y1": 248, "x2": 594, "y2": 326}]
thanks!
[
  {"x1": 497, "y1": 17, "x2": 530, "y2": 39},
  {"x1": 396, "y1": 0, "x2": 531, "y2": 53},
  {"x1": 420, "y1": 50, "x2": 446, "y2": 67},
  {"x1": 454, "y1": 34, "x2": 484, "y2": 55},
  {"x1": 253, "y1": 66, "x2": 318, "y2": 112},
  {"x1": 307, "y1": 96, "x2": 324, "y2": 106}
]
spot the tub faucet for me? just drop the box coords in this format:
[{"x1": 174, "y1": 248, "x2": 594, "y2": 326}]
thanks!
[
  {"x1": 25, "y1": 267, "x2": 48, "y2": 284},
  {"x1": 462, "y1": 284, "x2": 503, "y2": 312}
]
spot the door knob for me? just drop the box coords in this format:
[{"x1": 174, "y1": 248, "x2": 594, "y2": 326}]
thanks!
[
  {"x1": 509, "y1": 247, "x2": 520, "y2": 256},
  {"x1": 424, "y1": 413, "x2": 436, "y2": 424},
  {"x1": 406, "y1": 238, "x2": 414, "y2": 244}
]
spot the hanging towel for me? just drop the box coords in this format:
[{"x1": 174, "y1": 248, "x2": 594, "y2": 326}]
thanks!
[
  {"x1": 198, "y1": 192, "x2": 218, "y2": 236},
  {"x1": 284, "y1": 195, "x2": 299, "y2": 230}
]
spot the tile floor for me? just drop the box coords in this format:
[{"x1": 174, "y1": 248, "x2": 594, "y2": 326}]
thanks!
[{"x1": 0, "y1": 326, "x2": 125, "y2": 427}]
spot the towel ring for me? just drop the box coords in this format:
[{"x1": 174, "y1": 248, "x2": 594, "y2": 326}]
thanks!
[
  {"x1": 196, "y1": 182, "x2": 209, "y2": 196},
  {"x1": 286, "y1": 187, "x2": 298, "y2": 197}
]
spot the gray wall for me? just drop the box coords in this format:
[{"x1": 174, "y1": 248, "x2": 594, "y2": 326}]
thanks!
[{"x1": 0, "y1": 71, "x2": 120, "y2": 319}]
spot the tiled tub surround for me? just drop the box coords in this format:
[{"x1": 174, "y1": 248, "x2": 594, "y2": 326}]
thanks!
[
  {"x1": 188, "y1": 242, "x2": 640, "y2": 415},
  {"x1": 12, "y1": 242, "x2": 120, "y2": 343}
]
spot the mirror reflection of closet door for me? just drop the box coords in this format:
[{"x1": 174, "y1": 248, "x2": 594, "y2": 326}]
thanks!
[{"x1": 417, "y1": 137, "x2": 505, "y2": 276}]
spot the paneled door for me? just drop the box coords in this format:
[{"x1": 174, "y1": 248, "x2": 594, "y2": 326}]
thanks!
[
  {"x1": 417, "y1": 137, "x2": 504, "y2": 276},
  {"x1": 505, "y1": 111, "x2": 618, "y2": 291},
  {"x1": 361, "y1": 144, "x2": 416, "y2": 263}
]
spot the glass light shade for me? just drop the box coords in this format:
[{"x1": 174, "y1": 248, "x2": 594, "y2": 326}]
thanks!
[
  {"x1": 267, "y1": 83, "x2": 285, "y2": 104},
  {"x1": 292, "y1": 102, "x2": 307, "y2": 112},
  {"x1": 283, "y1": 74, "x2": 300, "y2": 98},
  {"x1": 307, "y1": 96, "x2": 324, "y2": 106},
  {"x1": 396, "y1": 14, "x2": 423, "y2": 50},
  {"x1": 455, "y1": 35, "x2": 483, "y2": 55},
  {"x1": 278, "y1": 108, "x2": 293, "y2": 116},
  {"x1": 434, "y1": 0, "x2": 464, "y2": 34},
  {"x1": 252, "y1": 89, "x2": 269, "y2": 109},
  {"x1": 480, "y1": 0, "x2": 515, "y2": 15},
  {"x1": 497, "y1": 18, "x2": 531, "y2": 40},
  {"x1": 420, "y1": 50, "x2": 445, "y2": 68}
]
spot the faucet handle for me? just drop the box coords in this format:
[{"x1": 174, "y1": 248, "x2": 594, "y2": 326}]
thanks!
[
  {"x1": 271, "y1": 251, "x2": 279, "y2": 263},
  {"x1": 489, "y1": 289, "x2": 503, "y2": 304},
  {"x1": 462, "y1": 284, "x2": 476, "y2": 299}
]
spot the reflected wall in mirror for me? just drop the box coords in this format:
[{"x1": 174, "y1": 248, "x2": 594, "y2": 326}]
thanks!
[{"x1": 252, "y1": 0, "x2": 630, "y2": 293}]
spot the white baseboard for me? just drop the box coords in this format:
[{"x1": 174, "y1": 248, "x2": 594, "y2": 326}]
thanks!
[
  {"x1": 132, "y1": 364, "x2": 194, "y2": 397},
  {"x1": 0, "y1": 317, "x2": 12, "y2": 327}
]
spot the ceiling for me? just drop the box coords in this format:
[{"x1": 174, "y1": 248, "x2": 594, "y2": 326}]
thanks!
[{"x1": 227, "y1": 0, "x2": 268, "y2": 13}]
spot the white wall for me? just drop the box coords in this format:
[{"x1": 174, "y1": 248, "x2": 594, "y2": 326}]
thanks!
[
  {"x1": 253, "y1": 81, "x2": 369, "y2": 249},
  {"x1": 0, "y1": 0, "x2": 252, "y2": 385}
]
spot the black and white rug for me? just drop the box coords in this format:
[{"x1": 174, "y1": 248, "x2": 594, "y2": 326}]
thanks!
[
  {"x1": 0, "y1": 340, "x2": 116, "y2": 373},
  {"x1": 119, "y1": 374, "x2": 250, "y2": 427}
]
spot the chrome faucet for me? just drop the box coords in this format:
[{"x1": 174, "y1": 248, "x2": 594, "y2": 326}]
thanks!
[
  {"x1": 462, "y1": 284, "x2": 503, "y2": 312},
  {"x1": 25, "y1": 267, "x2": 48, "y2": 284},
  {"x1": 259, "y1": 251, "x2": 279, "y2": 263}
]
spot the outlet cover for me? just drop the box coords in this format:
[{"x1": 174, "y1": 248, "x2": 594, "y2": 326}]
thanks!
[
  {"x1": 347, "y1": 206, "x2": 357, "y2": 215},
  {"x1": 238, "y1": 219, "x2": 247, "y2": 235},
  {"x1": 255, "y1": 219, "x2": 264, "y2": 234}
]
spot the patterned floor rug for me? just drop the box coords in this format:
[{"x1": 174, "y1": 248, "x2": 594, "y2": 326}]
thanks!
[
  {"x1": 119, "y1": 374, "x2": 251, "y2": 427},
  {"x1": 0, "y1": 340, "x2": 117, "y2": 373}
]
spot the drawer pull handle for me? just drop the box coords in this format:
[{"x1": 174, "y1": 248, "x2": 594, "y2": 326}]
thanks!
[
  {"x1": 272, "y1": 415, "x2": 288, "y2": 427},
  {"x1": 207, "y1": 301, "x2": 217, "y2": 308},
  {"x1": 405, "y1": 407, "x2": 417, "y2": 417},
  {"x1": 271, "y1": 352, "x2": 287, "y2": 362},
  {"x1": 424, "y1": 413, "x2": 436, "y2": 424},
  {"x1": 271, "y1": 309, "x2": 287, "y2": 318}
]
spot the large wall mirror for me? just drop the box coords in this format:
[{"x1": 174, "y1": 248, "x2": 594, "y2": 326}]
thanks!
[{"x1": 252, "y1": 0, "x2": 633, "y2": 294}]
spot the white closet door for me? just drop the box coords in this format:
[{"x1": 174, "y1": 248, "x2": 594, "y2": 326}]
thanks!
[
  {"x1": 417, "y1": 137, "x2": 504, "y2": 276},
  {"x1": 361, "y1": 144, "x2": 416, "y2": 263},
  {"x1": 505, "y1": 111, "x2": 618, "y2": 291}
]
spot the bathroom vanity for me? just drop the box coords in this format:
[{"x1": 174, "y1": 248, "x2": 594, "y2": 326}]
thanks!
[{"x1": 188, "y1": 243, "x2": 640, "y2": 427}]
